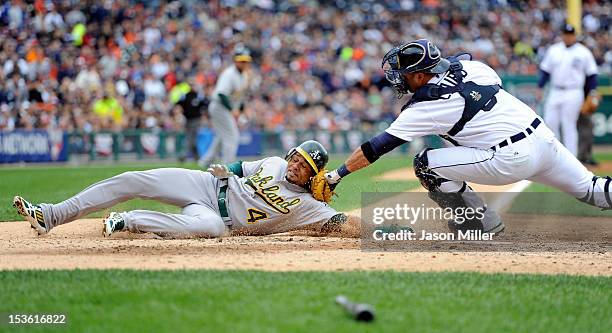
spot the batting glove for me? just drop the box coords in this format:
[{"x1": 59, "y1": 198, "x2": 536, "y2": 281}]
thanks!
[
  {"x1": 325, "y1": 169, "x2": 342, "y2": 187},
  {"x1": 207, "y1": 164, "x2": 234, "y2": 179}
]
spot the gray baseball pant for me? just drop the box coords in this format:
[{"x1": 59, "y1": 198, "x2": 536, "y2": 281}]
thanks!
[
  {"x1": 39, "y1": 168, "x2": 226, "y2": 237},
  {"x1": 577, "y1": 113, "x2": 594, "y2": 162},
  {"x1": 200, "y1": 102, "x2": 240, "y2": 165}
]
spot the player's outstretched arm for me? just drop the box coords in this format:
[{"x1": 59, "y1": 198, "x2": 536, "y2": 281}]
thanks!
[
  {"x1": 343, "y1": 147, "x2": 372, "y2": 174},
  {"x1": 325, "y1": 147, "x2": 370, "y2": 186},
  {"x1": 326, "y1": 132, "x2": 407, "y2": 186}
]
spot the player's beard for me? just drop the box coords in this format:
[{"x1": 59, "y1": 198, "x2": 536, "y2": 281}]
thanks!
[{"x1": 285, "y1": 172, "x2": 309, "y2": 189}]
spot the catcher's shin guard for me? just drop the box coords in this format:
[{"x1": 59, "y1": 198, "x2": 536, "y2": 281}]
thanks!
[
  {"x1": 414, "y1": 149, "x2": 503, "y2": 234},
  {"x1": 578, "y1": 176, "x2": 612, "y2": 210},
  {"x1": 429, "y1": 185, "x2": 504, "y2": 234}
]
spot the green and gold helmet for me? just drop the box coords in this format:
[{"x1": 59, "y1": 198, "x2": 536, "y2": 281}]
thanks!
[{"x1": 285, "y1": 140, "x2": 329, "y2": 174}]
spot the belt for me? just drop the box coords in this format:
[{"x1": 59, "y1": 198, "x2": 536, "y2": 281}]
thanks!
[
  {"x1": 217, "y1": 182, "x2": 232, "y2": 227},
  {"x1": 552, "y1": 85, "x2": 580, "y2": 90},
  {"x1": 491, "y1": 118, "x2": 541, "y2": 151}
]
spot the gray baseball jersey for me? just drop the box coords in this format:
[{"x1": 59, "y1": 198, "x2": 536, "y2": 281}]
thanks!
[
  {"x1": 227, "y1": 157, "x2": 338, "y2": 234},
  {"x1": 211, "y1": 64, "x2": 250, "y2": 109},
  {"x1": 37, "y1": 158, "x2": 337, "y2": 237}
]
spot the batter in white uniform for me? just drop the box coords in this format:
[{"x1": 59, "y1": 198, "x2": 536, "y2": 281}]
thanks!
[
  {"x1": 199, "y1": 46, "x2": 252, "y2": 167},
  {"x1": 14, "y1": 141, "x2": 350, "y2": 238},
  {"x1": 538, "y1": 24, "x2": 599, "y2": 156},
  {"x1": 325, "y1": 39, "x2": 611, "y2": 234}
]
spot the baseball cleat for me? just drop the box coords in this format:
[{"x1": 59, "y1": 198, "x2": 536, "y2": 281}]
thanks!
[
  {"x1": 102, "y1": 212, "x2": 126, "y2": 237},
  {"x1": 481, "y1": 208, "x2": 505, "y2": 235},
  {"x1": 484, "y1": 221, "x2": 505, "y2": 235},
  {"x1": 13, "y1": 196, "x2": 48, "y2": 235},
  {"x1": 448, "y1": 207, "x2": 505, "y2": 236}
]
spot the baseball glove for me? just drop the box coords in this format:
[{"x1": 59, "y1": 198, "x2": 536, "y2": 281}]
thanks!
[
  {"x1": 581, "y1": 90, "x2": 601, "y2": 115},
  {"x1": 311, "y1": 170, "x2": 335, "y2": 203}
]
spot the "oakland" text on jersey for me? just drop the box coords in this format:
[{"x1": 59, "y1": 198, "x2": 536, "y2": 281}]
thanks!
[{"x1": 245, "y1": 167, "x2": 300, "y2": 214}]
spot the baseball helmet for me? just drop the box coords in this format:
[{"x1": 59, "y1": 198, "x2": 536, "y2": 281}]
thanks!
[
  {"x1": 285, "y1": 140, "x2": 329, "y2": 174},
  {"x1": 233, "y1": 45, "x2": 252, "y2": 62},
  {"x1": 382, "y1": 39, "x2": 450, "y2": 95}
]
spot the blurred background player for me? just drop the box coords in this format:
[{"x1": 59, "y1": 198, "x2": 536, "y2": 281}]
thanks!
[
  {"x1": 198, "y1": 46, "x2": 252, "y2": 167},
  {"x1": 538, "y1": 24, "x2": 598, "y2": 157},
  {"x1": 177, "y1": 77, "x2": 208, "y2": 163},
  {"x1": 578, "y1": 74, "x2": 602, "y2": 166}
]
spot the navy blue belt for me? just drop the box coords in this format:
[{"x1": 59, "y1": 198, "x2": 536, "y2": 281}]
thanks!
[
  {"x1": 491, "y1": 118, "x2": 541, "y2": 151},
  {"x1": 553, "y1": 85, "x2": 580, "y2": 90}
]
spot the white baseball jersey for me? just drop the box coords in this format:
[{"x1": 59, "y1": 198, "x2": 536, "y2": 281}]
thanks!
[
  {"x1": 379, "y1": 58, "x2": 610, "y2": 216},
  {"x1": 540, "y1": 42, "x2": 598, "y2": 89},
  {"x1": 211, "y1": 64, "x2": 249, "y2": 109},
  {"x1": 227, "y1": 157, "x2": 338, "y2": 234},
  {"x1": 385, "y1": 60, "x2": 536, "y2": 149},
  {"x1": 540, "y1": 42, "x2": 598, "y2": 156}
]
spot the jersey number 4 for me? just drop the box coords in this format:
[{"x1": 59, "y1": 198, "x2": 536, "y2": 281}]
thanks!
[{"x1": 247, "y1": 208, "x2": 268, "y2": 224}]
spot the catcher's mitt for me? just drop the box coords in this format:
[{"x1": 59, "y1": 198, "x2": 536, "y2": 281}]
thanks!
[
  {"x1": 580, "y1": 90, "x2": 601, "y2": 115},
  {"x1": 311, "y1": 170, "x2": 335, "y2": 203}
]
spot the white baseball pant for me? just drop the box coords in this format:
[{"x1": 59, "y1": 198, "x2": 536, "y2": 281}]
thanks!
[
  {"x1": 543, "y1": 87, "x2": 584, "y2": 156},
  {"x1": 425, "y1": 123, "x2": 609, "y2": 208}
]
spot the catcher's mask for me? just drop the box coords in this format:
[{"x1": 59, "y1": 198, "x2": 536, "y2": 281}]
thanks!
[
  {"x1": 382, "y1": 39, "x2": 450, "y2": 97},
  {"x1": 285, "y1": 140, "x2": 329, "y2": 185}
]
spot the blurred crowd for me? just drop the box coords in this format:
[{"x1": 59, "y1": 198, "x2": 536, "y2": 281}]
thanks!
[{"x1": 0, "y1": 0, "x2": 610, "y2": 133}]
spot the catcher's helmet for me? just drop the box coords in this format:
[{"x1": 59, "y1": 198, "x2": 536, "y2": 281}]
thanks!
[
  {"x1": 285, "y1": 140, "x2": 329, "y2": 174},
  {"x1": 382, "y1": 39, "x2": 450, "y2": 96}
]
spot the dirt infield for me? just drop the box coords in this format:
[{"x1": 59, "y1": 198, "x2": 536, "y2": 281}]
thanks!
[{"x1": 1, "y1": 218, "x2": 610, "y2": 275}]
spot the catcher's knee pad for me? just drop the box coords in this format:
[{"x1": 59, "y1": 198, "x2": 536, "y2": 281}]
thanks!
[
  {"x1": 577, "y1": 176, "x2": 612, "y2": 210},
  {"x1": 413, "y1": 148, "x2": 449, "y2": 192}
]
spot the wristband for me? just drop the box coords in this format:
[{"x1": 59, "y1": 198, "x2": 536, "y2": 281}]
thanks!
[{"x1": 337, "y1": 164, "x2": 351, "y2": 178}]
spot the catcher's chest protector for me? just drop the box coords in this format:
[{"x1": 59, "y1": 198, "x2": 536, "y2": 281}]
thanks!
[{"x1": 404, "y1": 58, "x2": 502, "y2": 145}]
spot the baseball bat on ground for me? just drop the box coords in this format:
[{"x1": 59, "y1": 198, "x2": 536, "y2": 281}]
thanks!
[{"x1": 335, "y1": 295, "x2": 375, "y2": 322}]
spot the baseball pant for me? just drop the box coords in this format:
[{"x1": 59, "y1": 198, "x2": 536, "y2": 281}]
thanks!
[
  {"x1": 199, "y1": 102, "x2": 240, "y2": 165},
  {"x1": 39, "y1": 168, "x2": 227, "y2": 237},
  {"x1": 543, "y1": 88, "x2": 584, "y2": 156},
  {"x1": 425, "y1": 123, "x2": 609, "y2": 207},
  {"x1": 577, "y1": 113, "x2": 594, "y2": 162},
  {"x1": 181, "y1": 118, "x2": 201, "y2": 161}
]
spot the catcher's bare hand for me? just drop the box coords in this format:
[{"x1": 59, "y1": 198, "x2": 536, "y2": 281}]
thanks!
[{"x1": 207, "y1": 164, "x2": 234, "y2": 179}]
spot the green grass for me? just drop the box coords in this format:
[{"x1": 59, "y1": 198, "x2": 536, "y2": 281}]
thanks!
[
  {"x1": 328, "y1": 155, "x2": 419, "y2": 211},
  {"x1": 0, "y1": 270, "x2": 610, "y2": 333},
  {"x1": 0, "y1": 156, "x2": 419, "y2": 221}
]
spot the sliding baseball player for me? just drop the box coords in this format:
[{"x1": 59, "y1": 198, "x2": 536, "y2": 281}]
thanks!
[{"x1": 14, "y1": 141, "x2": 354, "y2": 238}]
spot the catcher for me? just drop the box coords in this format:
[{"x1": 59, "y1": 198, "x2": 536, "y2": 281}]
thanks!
[{"x1": 13, "y1": 140, "x2": 356, "y2": 238}]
